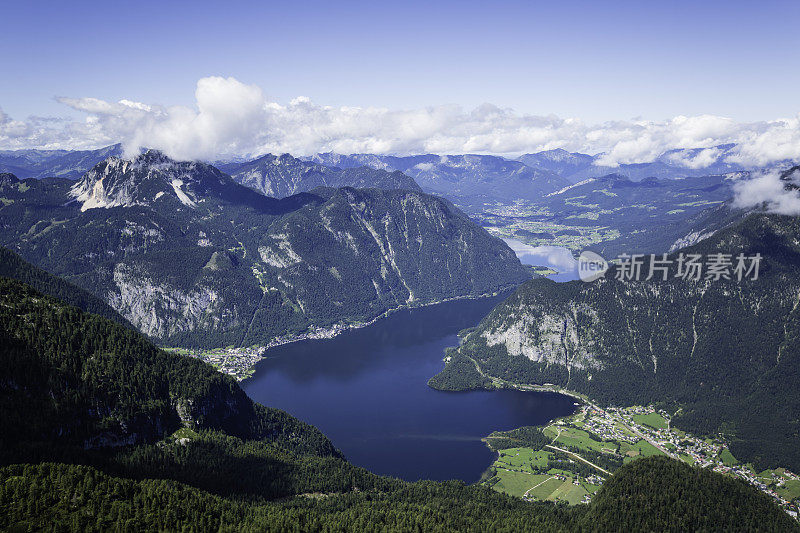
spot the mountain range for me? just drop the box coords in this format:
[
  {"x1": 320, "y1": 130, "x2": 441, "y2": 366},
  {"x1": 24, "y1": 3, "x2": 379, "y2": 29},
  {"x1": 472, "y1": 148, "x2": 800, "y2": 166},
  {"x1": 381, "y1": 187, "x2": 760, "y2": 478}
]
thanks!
[
  {"x1": 1, "y1": 143, "x2": 757, "y2": 202},
  {"x1": 0, "y1": 145, "x2": 776, "y2": 261},
  {"x1": 517, "y1": 144, "x2": 747, "y2": 183},
  {"x1": 0, "y1": 144, "x2": 123, "y2": 180},
  {"x1": 307, "y1": 145, "x2": 752, "y2": 187},
  {"x1": 303, "y1": 151, "x2": 772, "y2": 256},
  {"x1": 218, "y1": 153, "x2": 421, "y2": 197},
  {"x1": 0, "y1": 151, "x2": 530, "y2": 348},
  {"x1": 308, "y1": 152, "x2": 572, "y2": 205}
]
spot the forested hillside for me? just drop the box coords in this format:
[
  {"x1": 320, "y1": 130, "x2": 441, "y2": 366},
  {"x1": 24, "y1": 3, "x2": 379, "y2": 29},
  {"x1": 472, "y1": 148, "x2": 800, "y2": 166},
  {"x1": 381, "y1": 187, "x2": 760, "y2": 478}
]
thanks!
[
  {"x1": 584, "y1": 457, "x2": 797, "y2": 532},
  {"x1": 432, "y1": 212, "x2": 800, "y2": 472},
  {"x1": 0, "y1": 277, "x2": 338, "y2": 459},
  {"x1": 0, "y1": 273, "x2": 794, "y2": 530},
  {"x1": 1, "y1": 458, "x2": 794, "y2": 531},
  {"x1": 0, "y1": 274, "x2": 796, "y2": 529},
  {"x1": 0, "y1": 246, "x2": 131, "y2": 326}
]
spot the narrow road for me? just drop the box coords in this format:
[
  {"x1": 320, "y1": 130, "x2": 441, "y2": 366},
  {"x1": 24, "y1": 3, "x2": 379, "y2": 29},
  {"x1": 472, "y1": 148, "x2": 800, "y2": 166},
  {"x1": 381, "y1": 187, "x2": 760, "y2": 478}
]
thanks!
[
  {"x1": 523, "y1": 476, "x2": 556, "y2": 500},
  {"x1": 545, "y1": 444, "x2": 612, "y2": 476},
  {"x1": 465, "y1": 354, "x2": 490, "y2": 379}
]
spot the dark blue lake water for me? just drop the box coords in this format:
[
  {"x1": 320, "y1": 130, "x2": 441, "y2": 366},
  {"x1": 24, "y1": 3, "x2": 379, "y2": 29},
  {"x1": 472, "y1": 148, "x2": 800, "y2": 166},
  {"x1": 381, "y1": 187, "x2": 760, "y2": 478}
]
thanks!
[{"x1": 242, "y1": 295, "x2": 577, "y2": 482}]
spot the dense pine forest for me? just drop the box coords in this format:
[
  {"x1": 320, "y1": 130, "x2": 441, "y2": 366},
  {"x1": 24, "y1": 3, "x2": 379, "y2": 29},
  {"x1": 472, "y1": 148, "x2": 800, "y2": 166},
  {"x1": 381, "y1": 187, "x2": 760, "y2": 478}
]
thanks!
[{"x1": 0, "y1": 247, "x2": 132, "y2": 327}]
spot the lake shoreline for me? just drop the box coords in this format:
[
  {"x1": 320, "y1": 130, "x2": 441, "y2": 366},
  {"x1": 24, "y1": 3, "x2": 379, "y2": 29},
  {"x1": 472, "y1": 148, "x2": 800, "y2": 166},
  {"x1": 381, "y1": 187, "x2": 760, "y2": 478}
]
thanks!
[
  {"x1": 235, "y1": 284, "x2": 520, "y2": 381},
  {"x1": 241, "y1": 295, "x2": 578, "y2": 483}
]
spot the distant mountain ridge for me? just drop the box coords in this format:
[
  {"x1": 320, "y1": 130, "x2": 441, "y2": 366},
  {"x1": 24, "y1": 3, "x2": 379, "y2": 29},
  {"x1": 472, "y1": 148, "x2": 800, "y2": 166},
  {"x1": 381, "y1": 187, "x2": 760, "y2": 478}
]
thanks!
[
  {"x1": 0, "y1": 144, "x2": 122, "y2": 180},
  {"x1": 308, "y1": 152, "x2": 571, "y2": 205},
  {"x1": 517, "y1": 144, "x2": 749, "y2": 183},
  {"x1": 307, "y1": 145, "x2": 756, "y2": 187},
  {"x1": 517, "y1": 149, "x2": 596, "y2": 177},
  {"x1": 0, "y1": 143, "x2": 769, "y2": 194},
  {"x1": 219, "y1": 152, "x2": 421, "y2": 197}
]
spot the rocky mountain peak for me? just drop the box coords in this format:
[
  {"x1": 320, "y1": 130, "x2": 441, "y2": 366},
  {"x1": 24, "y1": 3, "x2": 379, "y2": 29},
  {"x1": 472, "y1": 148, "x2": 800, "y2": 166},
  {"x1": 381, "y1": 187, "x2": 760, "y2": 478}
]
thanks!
[{"x1": 69, "y1": 152, "x2": 230, "y2": 212}]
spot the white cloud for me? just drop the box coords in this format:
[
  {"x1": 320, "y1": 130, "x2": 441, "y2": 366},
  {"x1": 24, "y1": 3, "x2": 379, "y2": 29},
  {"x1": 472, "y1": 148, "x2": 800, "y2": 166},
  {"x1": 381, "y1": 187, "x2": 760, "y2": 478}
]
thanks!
[
  {"x1": 725, "y1": 117, "x2": 800, "y2": 167},
  {"x1": 732, "y1": 169, "x2": 800, "y2": 216},
  {"x1": 0, "y1": 107, "x2": 32, "y2": 139},
  {"x1": 1, "y1": 76, "x2": 799, "y2": 167},
  {"x1": 663, "y1": 147, "x2": 723, "y2": 169},
  {"x1": 502, "y1": 239, "x2": 577, "y2": 273}
]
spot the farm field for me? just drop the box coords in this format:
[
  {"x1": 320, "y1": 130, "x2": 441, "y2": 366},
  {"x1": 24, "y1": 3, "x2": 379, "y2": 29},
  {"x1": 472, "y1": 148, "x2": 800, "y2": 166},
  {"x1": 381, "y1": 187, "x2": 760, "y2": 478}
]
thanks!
[{"x1": 632, "y1": 412, "x2": 668, "y2": 430}]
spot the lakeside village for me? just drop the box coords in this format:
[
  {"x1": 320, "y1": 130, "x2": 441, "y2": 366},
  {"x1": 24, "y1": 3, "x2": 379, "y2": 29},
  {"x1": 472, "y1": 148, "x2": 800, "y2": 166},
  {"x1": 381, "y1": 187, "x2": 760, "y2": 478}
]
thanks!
[
  {"x1": 164, "y1": 324, "x2": 355, "y2": 381},
  {"x1": 486, "y1": 404, "x2": 800, "y2": 519},
  {"x1": 165, "y1": 346, "x2": 267, "y2": 381}
]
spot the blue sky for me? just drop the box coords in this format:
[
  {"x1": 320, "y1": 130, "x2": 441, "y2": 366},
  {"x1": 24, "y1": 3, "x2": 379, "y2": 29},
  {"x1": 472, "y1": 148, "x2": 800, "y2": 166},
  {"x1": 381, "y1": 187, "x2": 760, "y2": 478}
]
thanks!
[
  {"x1": 1, "y1": 0, "x2": 800, "y2": 161},
  {"x1": 3, "y1": 0, "x2": 799, "y2": 121}
]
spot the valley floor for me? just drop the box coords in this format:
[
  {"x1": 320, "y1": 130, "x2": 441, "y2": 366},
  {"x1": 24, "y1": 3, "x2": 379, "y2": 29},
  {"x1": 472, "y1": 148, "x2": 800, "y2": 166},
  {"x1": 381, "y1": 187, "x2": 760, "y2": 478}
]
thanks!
[{"x1": 483, "y1": 403, "x2": 800, "y2": 521}]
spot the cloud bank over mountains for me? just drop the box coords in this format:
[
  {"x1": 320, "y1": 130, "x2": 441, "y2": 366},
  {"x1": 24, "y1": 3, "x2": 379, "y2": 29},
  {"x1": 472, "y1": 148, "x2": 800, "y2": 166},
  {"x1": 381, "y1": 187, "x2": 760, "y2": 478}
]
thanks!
[
  {"x1": 733, "y1": 169, "x2": 800, "y2": 216},
  {"x1": 1, "y1": 76, "x2": 799, "y2": 167}
]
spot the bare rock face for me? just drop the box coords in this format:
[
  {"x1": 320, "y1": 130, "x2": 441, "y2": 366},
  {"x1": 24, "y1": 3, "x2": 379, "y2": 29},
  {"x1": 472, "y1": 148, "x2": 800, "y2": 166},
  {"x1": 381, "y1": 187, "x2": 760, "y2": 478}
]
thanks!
[
  {"x1": 480, "y1": 301, "x2": 602, "y2": 370},
  {"x1": 69, "y1": 150, "x2": 232, "y2": 211}
]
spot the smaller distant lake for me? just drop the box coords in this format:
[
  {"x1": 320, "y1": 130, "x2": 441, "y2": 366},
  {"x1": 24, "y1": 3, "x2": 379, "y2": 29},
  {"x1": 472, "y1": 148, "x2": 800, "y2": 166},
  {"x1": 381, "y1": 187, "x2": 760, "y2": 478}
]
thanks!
[
  {"x1": 243, "y1": 295, "x2": 577, "y2": 482},
  {"x1": 502, "y1": 238, "x2": 580, "y2": 282}
]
